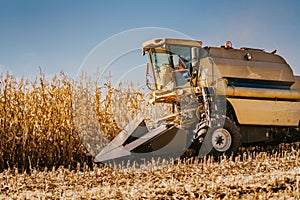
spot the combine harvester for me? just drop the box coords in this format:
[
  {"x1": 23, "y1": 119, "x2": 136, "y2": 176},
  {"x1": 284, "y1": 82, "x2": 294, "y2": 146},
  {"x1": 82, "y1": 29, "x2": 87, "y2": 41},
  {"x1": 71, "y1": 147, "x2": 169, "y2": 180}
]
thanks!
[{"x1": 95, "y1": 38, "x2": 300, "y2": 164}]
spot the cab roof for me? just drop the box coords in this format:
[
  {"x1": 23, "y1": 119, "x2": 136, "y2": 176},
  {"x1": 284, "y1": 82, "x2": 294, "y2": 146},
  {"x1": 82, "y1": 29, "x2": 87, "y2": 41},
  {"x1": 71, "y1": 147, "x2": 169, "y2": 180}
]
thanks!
[{"x1": 142, "y1": 38, "x2": 202, "y2": 52}]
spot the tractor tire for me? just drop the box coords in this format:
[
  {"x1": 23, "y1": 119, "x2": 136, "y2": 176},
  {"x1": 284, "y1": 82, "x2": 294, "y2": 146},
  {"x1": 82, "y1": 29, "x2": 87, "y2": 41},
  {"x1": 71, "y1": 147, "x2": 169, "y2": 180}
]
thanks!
[{"x1": 207, "y1": 117, "x2": 241, "y2": 157}]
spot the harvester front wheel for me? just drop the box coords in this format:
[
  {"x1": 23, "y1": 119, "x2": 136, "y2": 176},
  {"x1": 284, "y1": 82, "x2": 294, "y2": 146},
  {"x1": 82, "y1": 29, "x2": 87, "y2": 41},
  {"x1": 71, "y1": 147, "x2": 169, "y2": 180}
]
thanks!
[{"x1": 209, "y1": 117, "x2": 241, "y2": 157}]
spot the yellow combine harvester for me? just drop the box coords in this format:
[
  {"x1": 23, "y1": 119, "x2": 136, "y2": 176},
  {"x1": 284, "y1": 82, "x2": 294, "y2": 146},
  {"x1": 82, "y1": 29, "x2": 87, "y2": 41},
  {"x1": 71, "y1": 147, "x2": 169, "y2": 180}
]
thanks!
[{"x1": 95, "y1": 38, "x2": 300, "y2": 163}]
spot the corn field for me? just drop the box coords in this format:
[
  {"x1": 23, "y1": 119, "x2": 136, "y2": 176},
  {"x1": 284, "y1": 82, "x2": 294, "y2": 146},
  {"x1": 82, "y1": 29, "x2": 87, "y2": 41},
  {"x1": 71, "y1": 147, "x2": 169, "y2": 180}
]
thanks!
[
  {"x1": 0, "y1": 72, "x2": 300, "y2": 199},
  {"x1": 0, "y1": 72, "x2": 154, "y2": 171}
]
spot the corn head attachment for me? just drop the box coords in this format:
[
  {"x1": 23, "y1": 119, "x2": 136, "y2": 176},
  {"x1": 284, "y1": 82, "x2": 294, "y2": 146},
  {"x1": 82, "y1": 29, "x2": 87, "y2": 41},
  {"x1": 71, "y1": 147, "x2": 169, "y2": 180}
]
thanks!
[{"x1": 94, "y1": 114, "x2": 190, "y2": 163}]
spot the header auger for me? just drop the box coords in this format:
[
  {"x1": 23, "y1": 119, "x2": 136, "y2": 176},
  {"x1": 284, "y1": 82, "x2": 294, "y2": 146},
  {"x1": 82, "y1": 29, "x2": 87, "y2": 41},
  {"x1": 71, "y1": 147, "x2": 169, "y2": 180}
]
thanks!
[{"x1": 95, "y1": 38, "x2": 300, "y2": 164}]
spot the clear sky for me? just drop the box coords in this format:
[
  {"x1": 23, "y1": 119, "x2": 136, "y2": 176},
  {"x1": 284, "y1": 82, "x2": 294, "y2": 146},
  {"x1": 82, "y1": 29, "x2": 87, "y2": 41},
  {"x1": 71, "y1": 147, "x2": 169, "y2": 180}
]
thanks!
[{"x1": 1, "y1": 0, "x2": 300, "y2": 81}]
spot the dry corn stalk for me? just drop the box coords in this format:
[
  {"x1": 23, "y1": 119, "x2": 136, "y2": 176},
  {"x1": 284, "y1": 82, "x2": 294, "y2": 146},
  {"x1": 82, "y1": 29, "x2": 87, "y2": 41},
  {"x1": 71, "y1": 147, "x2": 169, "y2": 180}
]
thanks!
[
  {"x1": 0, "y1": 71, "x2": 169, "y2": 171},
  {"x1": 0, "y1": 72, "x2": 88, "y2": 171}
]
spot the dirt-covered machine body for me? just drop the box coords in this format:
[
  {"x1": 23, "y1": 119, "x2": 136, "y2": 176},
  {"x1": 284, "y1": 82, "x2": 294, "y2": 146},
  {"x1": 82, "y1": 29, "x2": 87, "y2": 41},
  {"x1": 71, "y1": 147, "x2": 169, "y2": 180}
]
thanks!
[{"x1": 95, "y1": 38, "x2": 300, "y2": 163}]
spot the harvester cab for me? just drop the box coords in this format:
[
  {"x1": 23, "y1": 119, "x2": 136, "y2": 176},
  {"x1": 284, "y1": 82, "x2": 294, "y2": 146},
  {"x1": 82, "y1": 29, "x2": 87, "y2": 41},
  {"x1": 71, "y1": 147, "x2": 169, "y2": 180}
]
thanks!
[
  {"x1": 143, "y1": 38, "x2": 202, "y2": 93},
  {"x1": 142, "y1": 38, "x2": 225, "y2": 134}
]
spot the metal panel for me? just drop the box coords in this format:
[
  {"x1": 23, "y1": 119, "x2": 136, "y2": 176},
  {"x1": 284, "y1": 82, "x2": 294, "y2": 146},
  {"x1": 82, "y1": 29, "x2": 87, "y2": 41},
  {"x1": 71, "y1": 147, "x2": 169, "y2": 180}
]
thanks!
[
  {"x1": 227, "y1": 98, "x2": 300, "y2": 126},
  {"x1": 291, "y1": 76, "x2": 300, "y2": 90},
  {"x1": 213, "y1": 57, "x2": 294, "y2": 84},
  {"x1": 226, "y1": 86, "x2": 300, "y2": 100}
]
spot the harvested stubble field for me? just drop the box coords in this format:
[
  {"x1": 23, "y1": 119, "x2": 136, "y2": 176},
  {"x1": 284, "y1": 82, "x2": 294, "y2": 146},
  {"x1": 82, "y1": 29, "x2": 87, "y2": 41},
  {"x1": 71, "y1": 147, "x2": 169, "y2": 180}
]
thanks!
[
  {"x1": 0, "y1": 72, "x2": 300, "y2": 199},
  {"x1": 1, "y1": 150, "x2": 300, "y2": 199}
]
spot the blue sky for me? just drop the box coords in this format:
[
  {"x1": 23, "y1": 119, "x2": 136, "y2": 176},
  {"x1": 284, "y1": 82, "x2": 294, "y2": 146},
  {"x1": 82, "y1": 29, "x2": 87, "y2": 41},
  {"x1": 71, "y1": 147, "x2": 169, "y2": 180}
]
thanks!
[{"x1": 0, "y1": 0, "x2": 300, "y2": 81}]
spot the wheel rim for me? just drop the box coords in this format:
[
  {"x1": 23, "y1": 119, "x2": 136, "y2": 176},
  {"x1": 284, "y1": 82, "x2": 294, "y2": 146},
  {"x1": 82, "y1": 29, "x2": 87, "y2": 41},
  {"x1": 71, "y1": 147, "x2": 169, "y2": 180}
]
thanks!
[{"x1": 211, "y1": 128, "x2": 232, "y2": 152}]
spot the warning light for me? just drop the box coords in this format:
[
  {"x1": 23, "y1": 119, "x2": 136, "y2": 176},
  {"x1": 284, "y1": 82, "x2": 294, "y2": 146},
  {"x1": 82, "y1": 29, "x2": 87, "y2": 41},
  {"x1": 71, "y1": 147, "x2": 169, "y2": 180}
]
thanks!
[{"x1": 225, "y1": 41, "x2": 232, "y2": 48}]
